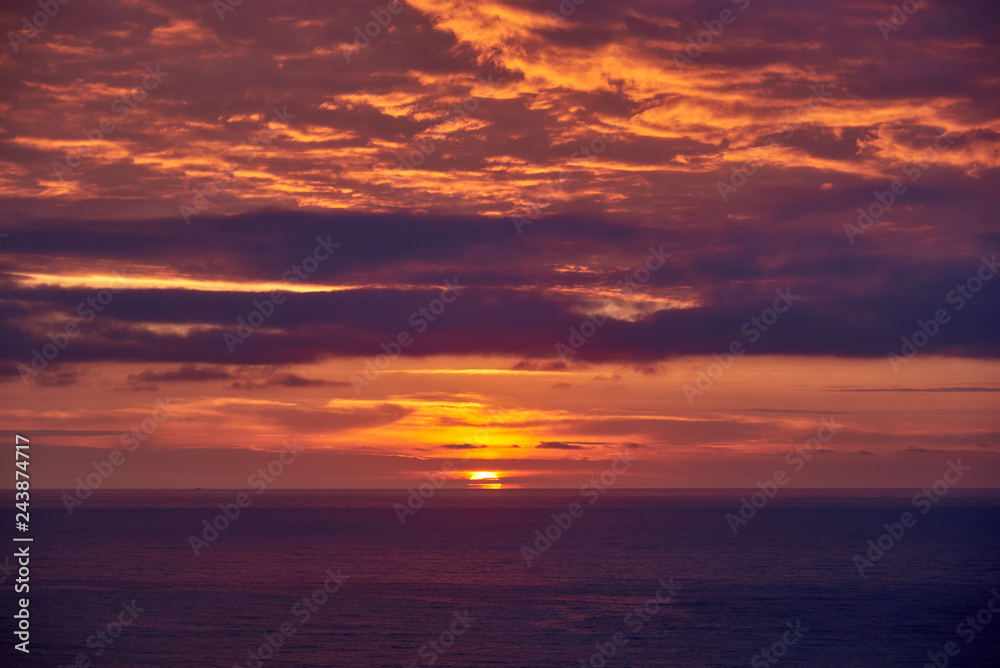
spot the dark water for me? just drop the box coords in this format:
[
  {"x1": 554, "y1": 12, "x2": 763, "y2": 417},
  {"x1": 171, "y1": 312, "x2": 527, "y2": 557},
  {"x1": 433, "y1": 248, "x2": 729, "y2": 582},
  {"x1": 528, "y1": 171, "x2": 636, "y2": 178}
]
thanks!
[{"x1": 3, "y1": 490, "x2": 999, "y2": 667}]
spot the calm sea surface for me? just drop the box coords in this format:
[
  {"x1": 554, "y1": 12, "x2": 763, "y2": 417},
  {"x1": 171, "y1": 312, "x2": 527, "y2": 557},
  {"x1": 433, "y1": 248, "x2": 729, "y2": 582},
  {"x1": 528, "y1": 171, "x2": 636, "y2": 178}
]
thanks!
[{"x1": 4, "y1": 490, "x2": 999, "y2": 667}]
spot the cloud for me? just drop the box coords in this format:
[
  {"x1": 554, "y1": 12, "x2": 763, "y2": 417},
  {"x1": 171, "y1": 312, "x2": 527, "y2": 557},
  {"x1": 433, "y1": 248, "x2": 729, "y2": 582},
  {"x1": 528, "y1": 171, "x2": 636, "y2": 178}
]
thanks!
[
  {"x1": 128, "y1": 365, "x2": 235, "y2": 385},
  {"x1": 837, "y1": 387, "x2": 1000, "y2": 393},
  {"x1": 536, "y1": 441, "x2": 586, "y2": 450},
  {"x1": 34, "y1": 368, "x2": 80, "y2": 387},
  {"x1": 220, "y1": 402, "x2": 413, "y2": 432},
  {"x1": 230, "y1": 373, "x2": 349, "y2": 390},
  {"x1": 747, "y1": 408, "x2": 853, "y2": 414},
  {"x1": 2, "y1": 212, "x2": 996, "y2": 370},
  {"x1": 510, "y1": 360, "x2": 569, "y2": 371},
  {"x1": 0, "y1": 0, "x2": 996, "y2": 224}
]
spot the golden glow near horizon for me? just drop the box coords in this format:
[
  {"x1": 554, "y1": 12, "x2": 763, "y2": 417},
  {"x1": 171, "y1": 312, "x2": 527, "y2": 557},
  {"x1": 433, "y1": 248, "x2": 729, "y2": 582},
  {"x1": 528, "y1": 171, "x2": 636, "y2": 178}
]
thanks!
[
  {"x1": 4, "y1": 355, "x2": 998, "y2": 487},
  {"x1": 469, "y1": 471, "x2": 502, "y2": 489}
]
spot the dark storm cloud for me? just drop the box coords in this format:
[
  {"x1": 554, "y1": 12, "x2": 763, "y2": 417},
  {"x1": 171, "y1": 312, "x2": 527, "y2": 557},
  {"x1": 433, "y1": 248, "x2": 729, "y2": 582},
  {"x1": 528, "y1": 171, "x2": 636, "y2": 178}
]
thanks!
[{"x1": 0, "y1": 211, "x2": 997, "y2": 369}]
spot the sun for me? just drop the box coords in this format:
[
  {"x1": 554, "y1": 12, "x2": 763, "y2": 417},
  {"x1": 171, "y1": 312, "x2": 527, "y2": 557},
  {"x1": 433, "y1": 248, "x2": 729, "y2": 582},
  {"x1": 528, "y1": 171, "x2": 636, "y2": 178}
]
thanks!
[{"x1": 469, "y1": 471, "x2": 501, "y2": 489}]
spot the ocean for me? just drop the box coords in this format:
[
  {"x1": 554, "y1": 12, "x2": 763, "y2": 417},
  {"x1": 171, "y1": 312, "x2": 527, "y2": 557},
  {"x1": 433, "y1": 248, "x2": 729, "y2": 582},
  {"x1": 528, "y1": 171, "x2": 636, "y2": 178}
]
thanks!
[{"x1": 5, "y1": 490, "x2": 999, "y2": 667}]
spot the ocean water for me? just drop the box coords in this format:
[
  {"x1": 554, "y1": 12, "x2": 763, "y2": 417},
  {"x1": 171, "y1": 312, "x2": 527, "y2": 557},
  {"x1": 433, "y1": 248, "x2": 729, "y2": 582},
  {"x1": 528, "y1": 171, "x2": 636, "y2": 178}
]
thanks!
[{"x1": 4, "y1": 490, "x2": 1000, "y2": 667}]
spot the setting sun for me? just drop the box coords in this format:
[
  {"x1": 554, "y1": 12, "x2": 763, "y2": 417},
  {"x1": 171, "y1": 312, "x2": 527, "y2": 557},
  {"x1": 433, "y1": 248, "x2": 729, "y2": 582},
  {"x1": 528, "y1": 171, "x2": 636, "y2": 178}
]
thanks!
[{"x1": 469, "y1": 471, "x2": 501, "y2": 489}]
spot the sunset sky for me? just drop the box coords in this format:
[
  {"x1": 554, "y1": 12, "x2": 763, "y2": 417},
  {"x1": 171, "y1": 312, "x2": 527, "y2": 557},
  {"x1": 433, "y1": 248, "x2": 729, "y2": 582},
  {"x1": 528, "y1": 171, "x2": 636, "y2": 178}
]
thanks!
[{"x1": 1, "y1": 0, "x2": 998, "y2": 489}]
